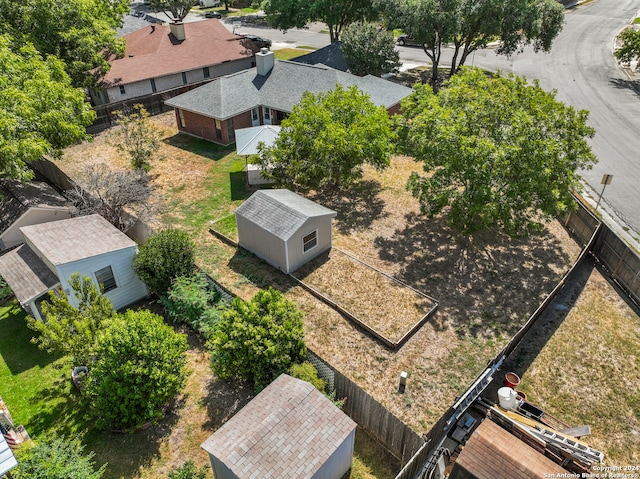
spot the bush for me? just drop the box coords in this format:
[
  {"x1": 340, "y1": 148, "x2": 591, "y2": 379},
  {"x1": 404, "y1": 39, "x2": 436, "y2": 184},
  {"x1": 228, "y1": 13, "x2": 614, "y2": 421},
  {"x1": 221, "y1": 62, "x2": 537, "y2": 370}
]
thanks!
[
  {"x1": 133, "y1": 228, "x2": 195, "y2": 294},
  {"x1": 160, "y1": 273, "x2": 221, "y2": 328},
  {"x1": 289, "y1": 361, "x2": 327, "y2": 393},
  {"x1": 86, "y1": 309, "x2": 188, "y2": 431},
  {"x1": 209, "y1": 288, "x2": 306, "y2": 389},
  {"x1": 13, "y1": 434, "x2": 106, "y2": 479},
  {"x1": 168, "y1": 460, "x2": 209, "y2": 479}
]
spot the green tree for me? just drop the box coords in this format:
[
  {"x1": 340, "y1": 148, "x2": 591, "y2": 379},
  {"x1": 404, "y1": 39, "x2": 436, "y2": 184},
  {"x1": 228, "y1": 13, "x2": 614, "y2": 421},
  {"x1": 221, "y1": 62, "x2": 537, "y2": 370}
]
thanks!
[
  {"x1": 168, "y1": 460, "x2": 209, "y2": 479},
  {"x1": 289, "y1": 361, "x2": 327, "y2": 392},
  {"x1": 397, "y1": 68, "x2": 597, "y2": 237},
  {"x1": 149, "y1": 0, "x2": 193, "y2": 23},
  {"x1": 341, "y1": 22, "x2": 401, "y2": 76},
  {"x1": 258, "y1": 84, "x2": 395, "y2": 190},
  {"x1": 0, "y1": 35, "x2": 95, "y2": 180},
  {"x1": 13, "y1": 434, "x2": 106, "y2": 479},
  {"x1": 615, "y1": 28, "x2": 640, "y2": 64},
  {"x1": 381, "y1": 0, "x2": 564, "y2": 86},
  {"x1": 264, "y1": 0, "x2": 378, "y2": 43},
  {"x1": 27, "y1": 274, "x2": 115, "y2": 366},
  {"x1": 210, "y1": 288, "x2": 306, "y2": 389},
  {"x1": 111, "y1": 105, "x2": 162, "y2": 171},
  {"x1": 86, "y1": 309, "x2": 188, "y2": 431},
  {"x1": 0, "y1": 0, "x2": 127, "y2": 88},
  {"x1": 133, "y1": 228, "x2": 195, "y2": 294}
]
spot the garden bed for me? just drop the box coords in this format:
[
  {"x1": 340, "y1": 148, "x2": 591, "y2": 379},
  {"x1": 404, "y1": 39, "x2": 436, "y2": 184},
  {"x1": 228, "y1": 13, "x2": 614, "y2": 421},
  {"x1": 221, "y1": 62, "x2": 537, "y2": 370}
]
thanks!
[{"x1": 292, "y1": 249, "x2": 437, "y2": 348}]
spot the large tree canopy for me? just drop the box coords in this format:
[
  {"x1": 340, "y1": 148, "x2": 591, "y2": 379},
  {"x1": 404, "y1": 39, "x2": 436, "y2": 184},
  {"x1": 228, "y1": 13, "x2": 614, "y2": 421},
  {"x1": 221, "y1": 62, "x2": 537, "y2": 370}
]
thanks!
[
  {"x1": 342, "y1": 22, "x2": 401, "y2": 76},
  {"x1": 258, "y1": 84, "x2": 395, "y2": 190},
  {"x1": 381, "y1": 0, "x2": 564, "y2": 86},
  {"x1": 615, "y1": 28, "x2": 640, "y2": 65},
  {"x1": 0, "y1": 0, "x2": 127, "y2": 88},
  {"x1": 0, "y1": 35, "x2": 95, "y2": 180},
  {"x1": 397, "y1": 68, "x2": 597, "y2": 237},
  {"x1": 264, "y1": 0, "x2": 378, "y2": 43},
  {"x1": 149, "y1": 0, "x2": 193, "y2": 23}
]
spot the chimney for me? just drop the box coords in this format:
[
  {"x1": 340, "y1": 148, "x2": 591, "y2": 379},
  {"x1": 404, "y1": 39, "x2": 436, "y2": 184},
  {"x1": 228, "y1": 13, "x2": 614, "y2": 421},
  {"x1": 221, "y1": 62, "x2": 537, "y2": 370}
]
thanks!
[
  {"x1": 256, "y1": 48, "x2": 274, "y2": 76},
  {"x1": 170, "y1": 22, "x2": 186, "y2": 41}
]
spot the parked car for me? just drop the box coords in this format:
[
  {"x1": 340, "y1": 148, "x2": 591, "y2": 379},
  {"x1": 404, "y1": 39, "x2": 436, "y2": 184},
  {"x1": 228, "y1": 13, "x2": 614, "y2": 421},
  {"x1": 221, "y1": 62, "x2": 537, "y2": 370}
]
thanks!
[
  {"x1": 396, "y1": 34, "x2": 423, "y2": 47},
  {"x1": 239, "y1": 34, "x2": 272, "y2": 49},
  {"x1": 205, "y1": 11, "x2": 222, "y2": 18}
]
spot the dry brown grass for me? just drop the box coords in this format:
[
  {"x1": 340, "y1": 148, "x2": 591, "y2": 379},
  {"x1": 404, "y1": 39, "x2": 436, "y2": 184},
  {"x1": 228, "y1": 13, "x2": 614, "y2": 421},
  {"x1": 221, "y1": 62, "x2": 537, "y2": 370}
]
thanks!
[
  {"x1": 294, "y1": 249, "x2": 435, "y2": 343},
  {"x1": 59, "y1": 112, "x2": 583, "y2": 436}
]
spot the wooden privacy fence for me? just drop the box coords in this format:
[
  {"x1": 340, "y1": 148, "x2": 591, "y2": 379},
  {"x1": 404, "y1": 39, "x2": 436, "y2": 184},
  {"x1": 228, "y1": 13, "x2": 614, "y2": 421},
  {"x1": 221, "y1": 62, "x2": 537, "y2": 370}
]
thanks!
[{"x1": 307, "y1": 351, "x2": 425, "y2": 467}]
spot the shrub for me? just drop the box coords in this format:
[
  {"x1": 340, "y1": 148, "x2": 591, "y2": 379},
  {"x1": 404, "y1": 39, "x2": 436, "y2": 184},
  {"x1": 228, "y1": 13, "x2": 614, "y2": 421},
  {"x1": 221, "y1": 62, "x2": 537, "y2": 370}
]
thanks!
[
  {"x1": 168, "y1": 460, "x2": 209, "y2": 479},
  {"x1": 133, "y1": 228, "x2": 195, "y2": 294},
  {"x1": 289, "y1": 361, "x2": 327, "y2": 393},
  {"x1": 160, "y1": 273, "x2": 221, "y2": 327},
  {"x1": 209, "y1": 288, "x2": 306, "y2": 389},
  {"x1": 13, "y1": 434, "x2": 106, "y2": 479},
  {"x1": 86, "y1": 309, "x2": 188, "y2": 431}
]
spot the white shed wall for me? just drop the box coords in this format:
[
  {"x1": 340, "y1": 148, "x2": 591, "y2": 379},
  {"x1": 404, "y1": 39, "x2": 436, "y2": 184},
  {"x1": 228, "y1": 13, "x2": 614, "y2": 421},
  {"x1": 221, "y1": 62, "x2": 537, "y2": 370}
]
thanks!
[
  {"x1": 56, "y1": 247, "x2": 148, "y2": 310},
  {"x1": 287, "y1": 217, "x2": 333, "y2": 273},
  {"x1": 1, "y1": 208, "x2": 71, "y2": 250},
  {"x1": 236, "y1": 215, "x2": 288, "y2": 272},
  {"x1": 209, "y1": 455, "x2": 238, "y2": 479},
  {"x1": 311, "y1": 428, "x2": 356, "y2": 479}
]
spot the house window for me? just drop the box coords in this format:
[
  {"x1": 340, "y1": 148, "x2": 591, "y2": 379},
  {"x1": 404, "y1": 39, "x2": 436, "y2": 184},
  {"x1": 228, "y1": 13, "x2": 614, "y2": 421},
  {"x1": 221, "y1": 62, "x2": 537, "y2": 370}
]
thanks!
[
  {"x1": 150, "y1": 78, "x2": 157, "y2": 93},
  {"x1": 303, "y1": 230, "x2": 317, "y2": 253},
  {"x1": 95, "y1": 265, "x2": 117, "y2": 293},
  {"x1": 181, "y1": 72, "x2": 188, "y2": 85},
  {"x1": 178, "y1": 109, "x2": 186, "y2": 128},
  {"x1": 119, "y1": 85, "x2": 126, "y2": 95},
  {"x1": 264, "y1": 106, "x2": 271, "y2": 121},
  {"x1": 203, "y1": 66, "x2": 210, "y2": 78},
  {"x1": 252, "y1": 108, "x2": 258, "y2": 122}
]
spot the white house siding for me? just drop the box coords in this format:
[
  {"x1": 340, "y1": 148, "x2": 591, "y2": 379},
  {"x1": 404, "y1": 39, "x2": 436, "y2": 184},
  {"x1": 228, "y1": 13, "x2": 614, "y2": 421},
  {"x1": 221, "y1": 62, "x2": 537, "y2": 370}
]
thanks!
[
  {"x1": 236, "y1": 215, "x2": 289, "y2": 272},
  {"x1": 286, "y1": 217, "x2": 333, "y2": 273},
  {"x1": 153, "y1": 72, "x2": 186, "y2": 92},
  {"x1": 1, "y1": 208, "x2": 71, "y2": 250},
  {"x1": 310, "y1": 429, "x2": 356, "y2": 479},
  {"x1": 55, "y1": 248, "x2": 147, "y2": 310},
  {"x1": 107, "y1": 79, "x2": 154, "y2": 102}
]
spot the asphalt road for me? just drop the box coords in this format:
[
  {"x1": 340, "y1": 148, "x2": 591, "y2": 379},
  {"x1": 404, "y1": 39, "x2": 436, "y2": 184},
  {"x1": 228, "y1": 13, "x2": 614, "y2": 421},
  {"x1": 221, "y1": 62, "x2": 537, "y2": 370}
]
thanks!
[{"x1": 119, "y1": 0, "x2": 640, "y2": 236}]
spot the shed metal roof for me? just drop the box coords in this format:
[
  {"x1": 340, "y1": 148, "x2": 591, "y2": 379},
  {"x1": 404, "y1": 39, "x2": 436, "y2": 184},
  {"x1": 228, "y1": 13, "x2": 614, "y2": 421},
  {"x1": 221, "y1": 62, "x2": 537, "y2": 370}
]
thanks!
[
  {"x1": 236, "y1": 189, "x2": 336, "y2": 241},
  {"x1": 201, "y1": 374, "x2": 356, "y2": 479},
  {"x1": 165, "y1": 59, "x2": 413, "y2": 120},
  {"x1": 20, "y1": 214, "x2": 136, "y2": 266}
]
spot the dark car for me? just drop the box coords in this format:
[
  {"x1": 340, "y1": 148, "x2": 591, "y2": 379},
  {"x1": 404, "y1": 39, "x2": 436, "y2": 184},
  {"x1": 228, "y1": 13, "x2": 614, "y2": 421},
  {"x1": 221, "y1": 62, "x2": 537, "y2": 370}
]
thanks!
[
  {"x1": 396, "y1": 34, "x2": 423, "y2": 47},
  {"x1": 240, "y1": 34, "x2": 272, "y2": 49},
  {"x1": 205, "y1": 11, "x2": 222, "y2": 18}
]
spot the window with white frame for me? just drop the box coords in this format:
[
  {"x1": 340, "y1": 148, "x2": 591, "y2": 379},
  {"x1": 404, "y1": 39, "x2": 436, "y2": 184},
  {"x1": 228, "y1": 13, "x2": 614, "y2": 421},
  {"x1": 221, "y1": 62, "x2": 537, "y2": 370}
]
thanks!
[
  {"x1": 95, "y1": 265, "x2": 117, "y2": 292},
  {"x1": 302, "y1": 230, "x2": 317, "y2": 253}
]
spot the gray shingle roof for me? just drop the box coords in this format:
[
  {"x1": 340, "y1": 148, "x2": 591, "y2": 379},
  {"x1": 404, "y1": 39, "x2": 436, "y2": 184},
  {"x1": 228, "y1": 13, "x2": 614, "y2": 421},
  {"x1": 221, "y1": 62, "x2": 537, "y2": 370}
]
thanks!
[
  {"x1": 165, "y1": 59, "x2": 412, "y2": 119},
  {"x1": 235, "y1": 189, "x2": 336, "y2": 241},
  {"x1": 293, "y1": 42, "x2": 349, "y2": 72},
  {"x1": 0, "y1": 179, "x2": 70, "y2": 235},
  {"x1": 201, "y1": 374, "x2": 356, "y2": 479},
  {"x1": 20, "y1": 214, "x2": 136, "y2": 266},
  {"x1": 0, "y1": 244, "x2": 59, "y2": 305}
]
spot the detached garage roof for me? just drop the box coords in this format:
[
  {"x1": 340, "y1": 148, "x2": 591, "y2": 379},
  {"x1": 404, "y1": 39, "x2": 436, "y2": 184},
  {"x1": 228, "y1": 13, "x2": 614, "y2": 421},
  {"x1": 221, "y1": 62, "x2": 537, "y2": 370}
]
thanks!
[
  {"x1": 236, "y1": 189, "x2": 336, "y2": 241},
  {"x1": 201, "y1": 374, "x2": 356, "y2": 478}
]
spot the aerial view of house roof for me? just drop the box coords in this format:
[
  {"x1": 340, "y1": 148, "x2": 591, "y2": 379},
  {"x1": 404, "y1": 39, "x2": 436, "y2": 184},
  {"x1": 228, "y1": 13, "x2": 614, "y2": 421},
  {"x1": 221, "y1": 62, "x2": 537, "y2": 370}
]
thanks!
[
  {"x1": 0, "y1": 179, "x2": 69, "y2": 236},
  {"x1": 165, "y1": 58, "x2": 413, "y2": 119},
  {"x1": 20, "y1": 214, "x2": 137, "y2": 265},
  {"x1": 292, "y1": 41, "x2": 349, "y2": 72},
  {"x1": 102, "y1": 19, "x2": 255, "y2": 86},
  {"x1": 201, "y1": 374, "x2": 356, "y2": 479},
  {"x1": 236, "y1": 189, "x2": 336, "y2": 241}
]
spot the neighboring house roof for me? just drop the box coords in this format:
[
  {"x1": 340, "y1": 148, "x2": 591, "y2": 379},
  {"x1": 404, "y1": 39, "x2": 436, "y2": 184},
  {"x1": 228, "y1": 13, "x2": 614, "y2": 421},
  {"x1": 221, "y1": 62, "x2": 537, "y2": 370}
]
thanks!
[
  {"x1": 449, "y1": 419, "x2": 568, "y2": 479},
  {"x1": 0, "y1": 179, "x2": 70, "y2": 236},
  {"x1": 201, "y1": 374, "x2": 356, "y2": 479},
  {"x1": 165, "y1": 59, "x2": 413, "y2": 119},
  {"x1": 102, "y1": 20, "x2": 255, "y2": 86},
  {"x1": 235, "y1": 125, "x2": 281, "y2": 155},
  {"x1": 20, "y1": 214, "x2": 136, "y2": 266},
  {"x1": 236, "y1": 189, "x2": 336, "y2": 241},
  {"x1": 292, "y1": 41, "x2": 349, "y2": 72},
  {"x1": 0, "y1": 245, "x2": 59, "y2": 305}
]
